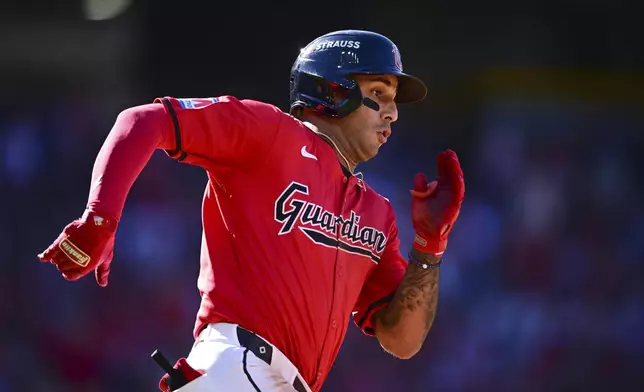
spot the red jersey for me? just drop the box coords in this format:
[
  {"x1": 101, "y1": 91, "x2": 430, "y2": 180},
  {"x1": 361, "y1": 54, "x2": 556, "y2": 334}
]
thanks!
[{"x1": 154, "y1": 95, "x2": 406, "y2": 391}]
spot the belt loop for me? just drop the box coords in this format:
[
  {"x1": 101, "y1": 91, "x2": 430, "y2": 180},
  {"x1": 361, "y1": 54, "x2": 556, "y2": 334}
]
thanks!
[
  {"x1": 236, "y1": 326, "x2": 273, "y2": 365},
  {"x1": 235, "y1": 326, "x2": 308, "y2": 392}
]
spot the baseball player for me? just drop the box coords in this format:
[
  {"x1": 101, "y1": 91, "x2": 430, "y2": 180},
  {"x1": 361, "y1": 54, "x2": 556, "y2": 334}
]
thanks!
[{"x1": 37, "y1": 30, "x2": 464, "y2": 392}]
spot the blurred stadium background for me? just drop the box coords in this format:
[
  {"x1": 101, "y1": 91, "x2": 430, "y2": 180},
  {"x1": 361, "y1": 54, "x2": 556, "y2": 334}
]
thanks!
[{"x1": 1, "y1": 0, "x2": 643, "y2": 391}]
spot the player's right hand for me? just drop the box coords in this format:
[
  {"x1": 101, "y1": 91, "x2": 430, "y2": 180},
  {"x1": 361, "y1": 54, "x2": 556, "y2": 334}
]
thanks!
[{"x1": 37, "y1": 209, "x2": 118, "y2": 287}]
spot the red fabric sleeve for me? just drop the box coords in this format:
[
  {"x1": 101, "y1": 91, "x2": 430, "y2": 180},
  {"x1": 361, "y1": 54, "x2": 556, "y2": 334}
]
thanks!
[
  {"x1": 86, "y1": 103, "x2": 172, "y2": 220},
  {"x1": 153, "y1": 96, "x2": 282, "y2": 172},
  {"x1": 84, "y1": 95, "x2": 282, "y2": 222},
  {"x1": 352, "y1": 222, "x2": 407, "y2": 336}
]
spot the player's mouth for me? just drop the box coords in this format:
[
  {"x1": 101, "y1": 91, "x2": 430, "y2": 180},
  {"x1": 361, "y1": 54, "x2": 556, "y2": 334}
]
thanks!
[{"x1": 378, "y1": 129, "x2": 391, "y2": 144}]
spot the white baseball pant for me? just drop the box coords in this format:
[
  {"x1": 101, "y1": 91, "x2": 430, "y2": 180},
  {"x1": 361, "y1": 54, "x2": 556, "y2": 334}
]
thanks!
[{"x1": 175, "y1": 323, "x2": 312, "y2": 392}]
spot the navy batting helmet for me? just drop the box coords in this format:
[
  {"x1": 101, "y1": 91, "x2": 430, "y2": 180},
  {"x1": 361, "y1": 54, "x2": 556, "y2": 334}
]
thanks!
[{"x1": 289, "y1": 30, "x2": 427, "y2": 118}]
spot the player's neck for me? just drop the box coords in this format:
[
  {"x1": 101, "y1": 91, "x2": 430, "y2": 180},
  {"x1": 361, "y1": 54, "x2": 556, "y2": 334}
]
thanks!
[
  {"x1": 317, "y1": 130, "x2": 358, "y2": 173},
  {"x1": 302, "y1": 120, "x2": 357, "y2": 173}
]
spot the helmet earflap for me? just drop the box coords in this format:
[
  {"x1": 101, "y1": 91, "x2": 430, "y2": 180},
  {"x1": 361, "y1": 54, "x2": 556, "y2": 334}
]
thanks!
[{"x1": 289, "y1": 73, "x2": 363, "y2": 118}]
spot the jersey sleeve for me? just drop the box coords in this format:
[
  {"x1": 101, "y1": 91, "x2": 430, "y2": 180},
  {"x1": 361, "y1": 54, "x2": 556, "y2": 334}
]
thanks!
[
  {"x1": 352, "y1": 220, "x2": 407, "y2": 336},
  {"x1": 153, "y1": 96, "x2": 283, "y2": 172}
]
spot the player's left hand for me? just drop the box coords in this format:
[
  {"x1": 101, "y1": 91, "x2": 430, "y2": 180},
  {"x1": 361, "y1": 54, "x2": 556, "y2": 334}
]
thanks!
[{"x1": 410, "y1": 149, "x2": 465, "y2": 257}]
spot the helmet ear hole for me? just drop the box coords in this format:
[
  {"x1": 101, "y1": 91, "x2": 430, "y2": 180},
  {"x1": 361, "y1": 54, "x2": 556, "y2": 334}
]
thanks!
[
  {"x1": 330, "y1": 89, "x2": 349, "y2": 105},
  {"x1": 322, "y1": 81, "x2": 351, "y2": 105}
]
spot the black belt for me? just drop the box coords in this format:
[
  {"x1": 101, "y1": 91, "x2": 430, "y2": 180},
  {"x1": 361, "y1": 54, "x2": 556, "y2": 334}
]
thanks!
[{"x1": 236, "y1": 326, "x2": 307, "y2": 392}]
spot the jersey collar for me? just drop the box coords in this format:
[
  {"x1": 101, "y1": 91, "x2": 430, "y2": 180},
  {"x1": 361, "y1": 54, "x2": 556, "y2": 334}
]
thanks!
[{"x1": 302, "y1": 121, "x2": 357, "y2": 179}]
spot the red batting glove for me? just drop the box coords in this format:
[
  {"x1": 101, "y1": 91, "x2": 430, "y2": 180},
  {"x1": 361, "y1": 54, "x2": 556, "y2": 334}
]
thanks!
[
  {"x1": 159, "y1": 358, "x2": 205, "y2": 392},
  {"x1": 410, "y1": 149, "x2": 465, "y2": 257},
  {"x1": 37, "y1": 210, "x2": 118, "y2": 287}
]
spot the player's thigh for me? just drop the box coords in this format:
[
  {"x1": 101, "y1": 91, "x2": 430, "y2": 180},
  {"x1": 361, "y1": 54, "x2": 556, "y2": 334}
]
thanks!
[{"x1": 186, "y1": 340, "x2": 298, "y2": 392}]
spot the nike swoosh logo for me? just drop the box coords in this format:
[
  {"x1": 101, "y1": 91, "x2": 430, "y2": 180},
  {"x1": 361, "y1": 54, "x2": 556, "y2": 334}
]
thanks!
[{"x1": 301, "y1": 146, "x2": 318, "y2": 160}]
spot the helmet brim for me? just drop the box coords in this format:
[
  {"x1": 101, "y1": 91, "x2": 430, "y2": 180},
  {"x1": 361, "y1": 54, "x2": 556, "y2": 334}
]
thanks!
[{"x1": 395, "y1": 73, "x2": 428, "y2": 103}]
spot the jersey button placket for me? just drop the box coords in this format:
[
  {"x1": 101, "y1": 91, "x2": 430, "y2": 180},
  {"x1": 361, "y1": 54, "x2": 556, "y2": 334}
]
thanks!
[{"x1": 315, "y1": 173, "x2": 348, "y2": 383}]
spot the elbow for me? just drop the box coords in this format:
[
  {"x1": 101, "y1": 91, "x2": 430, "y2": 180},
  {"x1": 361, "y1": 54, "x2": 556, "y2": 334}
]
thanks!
[
  {"x1": 115, "y1": 104, "x2": 170, "y2": 148},
  {"x1": 381, "y1": 339, "x2": 421, "y2": 360},
  {"x1": 377, "y1": 332, "x2": 423, "y2": 360},
  {"x1": 372, "y1": 309, "x2": 430, "y2": 359},
  {"x1": 117, "y1": 104, "x2": 165, "y2": 129}
]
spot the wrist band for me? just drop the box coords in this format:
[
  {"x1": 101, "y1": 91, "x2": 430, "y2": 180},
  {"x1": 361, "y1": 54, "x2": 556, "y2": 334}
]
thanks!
[{"x1": 408, "y1": 250, "x2": 442, "y2": 269}]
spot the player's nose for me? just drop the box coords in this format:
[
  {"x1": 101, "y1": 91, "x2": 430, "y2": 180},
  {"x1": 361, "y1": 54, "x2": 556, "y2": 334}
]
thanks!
[{"x1": 382, "y1": 102, "x2": 398, "y2": 124}]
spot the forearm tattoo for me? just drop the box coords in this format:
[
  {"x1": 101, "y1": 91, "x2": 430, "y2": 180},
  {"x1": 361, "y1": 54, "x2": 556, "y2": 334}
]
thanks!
[{"x1": 380, "y1": 254, "x2": 440, "y2": 334}]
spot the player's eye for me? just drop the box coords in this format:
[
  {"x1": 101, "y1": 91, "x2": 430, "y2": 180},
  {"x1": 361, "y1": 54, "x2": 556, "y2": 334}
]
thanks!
[{"x1": 372, "y1": 89, "x2": 383, "y2": 97}]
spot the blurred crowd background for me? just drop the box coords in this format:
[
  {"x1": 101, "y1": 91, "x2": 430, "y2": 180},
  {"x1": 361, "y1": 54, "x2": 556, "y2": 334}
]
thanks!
[{"x1": 1, "y1": 1, "x2": 643, "y2": 391}]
